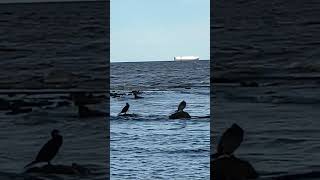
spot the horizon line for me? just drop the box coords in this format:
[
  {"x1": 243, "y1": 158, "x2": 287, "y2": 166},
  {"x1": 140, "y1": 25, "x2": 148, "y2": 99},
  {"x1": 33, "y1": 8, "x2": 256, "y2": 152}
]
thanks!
[{"x1": 111, "y1": 59, "x2": 210, "y2": 63}]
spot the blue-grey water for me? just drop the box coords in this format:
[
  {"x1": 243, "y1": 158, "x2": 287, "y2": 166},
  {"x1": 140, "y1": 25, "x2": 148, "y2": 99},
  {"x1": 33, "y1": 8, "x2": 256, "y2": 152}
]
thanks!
[
  {"x1": 212, "y1": 0, "x2": 320, "y2": 179},
  {"x1": 111, "y1": 61, "x2": 210, "y2": 179}
]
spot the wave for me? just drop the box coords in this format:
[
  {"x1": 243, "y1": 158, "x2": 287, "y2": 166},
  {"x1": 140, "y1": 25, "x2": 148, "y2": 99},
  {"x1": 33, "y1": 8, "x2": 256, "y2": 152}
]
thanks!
[
  {"x1": 111, "y1": 114, "x2": 210, "y2": 121},
  {"x1": 222, "y1": 93, "x2": 320, "y2": 105},
  {"x1": 110, "y1": 84, "x2": 209, "y2": 92},
  {"x1": 260, "y1": 171, "x2": 320, "y2": 180}
]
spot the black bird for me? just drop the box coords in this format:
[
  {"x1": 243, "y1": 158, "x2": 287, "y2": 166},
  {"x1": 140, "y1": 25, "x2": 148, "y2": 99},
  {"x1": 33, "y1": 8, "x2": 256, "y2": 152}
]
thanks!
[
  {"x1": 133, "y1": 92, "x2": 143, "y2": 99},
  {"x1": 215, "y1": 123, "x2": 244, "y2": 157},
  {"x1": 25, "y1": 129, "x2": 63, "y2": 168},
  {"x1": 119, "y1": 103, "x2": 129, "y2": 115},
  {"x1": 177, "y1": 100, "x2": 186, "y2": 112}
]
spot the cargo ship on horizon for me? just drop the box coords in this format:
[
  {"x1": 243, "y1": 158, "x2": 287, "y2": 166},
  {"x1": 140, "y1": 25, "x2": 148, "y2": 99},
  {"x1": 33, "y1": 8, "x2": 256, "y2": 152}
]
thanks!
[{"x1": 174, "y1": 56, "x2": 200, "y2": 61}]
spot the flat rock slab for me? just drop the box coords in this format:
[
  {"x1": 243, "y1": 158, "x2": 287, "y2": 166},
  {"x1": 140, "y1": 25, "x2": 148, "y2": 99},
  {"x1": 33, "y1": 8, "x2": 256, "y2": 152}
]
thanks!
[
  {"x1": 169, "y1": 111, "x2": 191, "y2": 119},
  {"x1": 25, "y1": 164, "x2": 90, "y2": 175}
]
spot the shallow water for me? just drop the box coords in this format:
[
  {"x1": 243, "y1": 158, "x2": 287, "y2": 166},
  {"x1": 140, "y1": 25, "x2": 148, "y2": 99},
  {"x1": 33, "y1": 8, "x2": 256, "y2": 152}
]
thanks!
[{"x1": 111, "y1": 61, "x2": 210, "y2": 179}]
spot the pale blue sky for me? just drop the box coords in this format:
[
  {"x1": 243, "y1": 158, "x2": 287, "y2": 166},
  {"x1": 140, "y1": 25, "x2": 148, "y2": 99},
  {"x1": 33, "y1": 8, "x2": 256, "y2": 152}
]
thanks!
[{"x1": 111, "y1": 0, "x2": 210, "y2": 62}]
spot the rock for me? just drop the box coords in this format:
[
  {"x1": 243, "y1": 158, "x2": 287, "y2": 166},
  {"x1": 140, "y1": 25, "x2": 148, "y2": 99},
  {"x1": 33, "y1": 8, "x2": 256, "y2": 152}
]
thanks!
[
  {"x1": 25, "y1": 163, "x2": 90, "y2": 175},
  {"x1": 6, "y1": 107, "x2": 32, "y2": 115},
  {"x1": 118, "y1": 113, "x2": 138, "y2": 117},
  {"x1": 10, "y1": 100, "x2": 53, "y2": 107},
  {"x1": 0, "y1": 98, "x2": 10, "y2": 110},
  {"x1": 71, "y1": 92, "x2": 104, "y2": 105},
  {"x1": 211, "y1": 155, "x2": 258, "y2": 180},
  {"x1": 56, "y1": 101, "x2": 71, "y2": 107},
  {"x1": 78, "y1": 105, "x2": 106, "y2": 118},
  {"x1": 169, "y1": 111, "x2": 191, "y2": 119},
  {"x1": 240, "y1": 81, "x2": 259, "y2": 87}
]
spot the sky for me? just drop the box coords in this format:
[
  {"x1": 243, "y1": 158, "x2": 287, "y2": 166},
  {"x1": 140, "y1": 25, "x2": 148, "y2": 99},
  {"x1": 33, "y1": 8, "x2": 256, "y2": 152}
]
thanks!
[{"x1": 111, "y1": 0, "x2": 210, "y2": 62}]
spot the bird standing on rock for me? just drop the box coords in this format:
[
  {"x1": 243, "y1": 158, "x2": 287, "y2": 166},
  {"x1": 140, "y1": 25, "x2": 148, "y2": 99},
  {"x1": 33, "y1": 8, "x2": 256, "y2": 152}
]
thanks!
[
  {"x1": 177, "y1": 100, "x2": 186, "y2": 112},
  {"x1": 25, "y1": 129, "x2": 63, "y2": 168},
  {"x1": 119, "y1": 103, "x2": 130, "y2": 115}
]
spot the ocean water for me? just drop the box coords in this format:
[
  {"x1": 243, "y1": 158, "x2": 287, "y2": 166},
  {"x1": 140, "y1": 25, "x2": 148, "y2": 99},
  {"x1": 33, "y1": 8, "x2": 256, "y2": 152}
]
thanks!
[
  {"x1": 0, "y1": 2, "x2": 109, "y2": 180},
  {"x1": 212, "y1": 0, "x2": 320, "y2": 179},
  {"x1": 110, "y1": 61, "x2": 210, "y2": 179}
]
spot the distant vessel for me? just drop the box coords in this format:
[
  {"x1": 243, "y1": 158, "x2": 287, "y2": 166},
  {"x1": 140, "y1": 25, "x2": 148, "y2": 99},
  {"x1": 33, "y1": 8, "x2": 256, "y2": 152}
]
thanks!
[{"x1": 174, "y1": 56, "x2": 199, "y2": 61}]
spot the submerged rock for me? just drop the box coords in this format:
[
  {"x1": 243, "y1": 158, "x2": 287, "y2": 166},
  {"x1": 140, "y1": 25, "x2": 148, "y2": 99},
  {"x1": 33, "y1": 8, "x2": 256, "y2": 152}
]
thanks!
[
  {"x1": 71, "y1": 92, "x2": 104, "y2": 105},
  {"x1": 240, "y1": 81, "x2": 259, "y2": 87},
  {"x1": 118, "y1": 113, "x2": 138, "y2": 117},
  {"x1": 25, "y1": 163, "x2": 90, "y2": 175},
  {"x1": 211, "y1": 155, "x2": 258, "y2": 180},
  {"x1": 0, "y1": 98, "x2": 10, "y2": 110},
  {"x1": 78, "y1": 105, "x2": 106, "y2": 118},
  {"x1": 169, "y1": 111, "x2": 191, "y2": 119},
  {"x1": 6, "y1": 107, "x2": 32, "y2": 115}
]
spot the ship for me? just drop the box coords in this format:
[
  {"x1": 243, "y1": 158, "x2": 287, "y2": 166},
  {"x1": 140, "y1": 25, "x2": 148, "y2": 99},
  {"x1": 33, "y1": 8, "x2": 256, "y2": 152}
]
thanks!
[{"x1": 174, "y1": 56, "x2": 200, "y2": 61}]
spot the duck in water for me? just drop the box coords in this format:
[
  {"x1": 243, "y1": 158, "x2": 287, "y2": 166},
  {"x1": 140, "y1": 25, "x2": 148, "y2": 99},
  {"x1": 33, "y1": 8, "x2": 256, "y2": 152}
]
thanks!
[
  {"x1": 25, "y1": 129, "x2": 63, "y2": 168},
  {"x1": 211, "y1": 124, "x2": 258, "y2": 180}
]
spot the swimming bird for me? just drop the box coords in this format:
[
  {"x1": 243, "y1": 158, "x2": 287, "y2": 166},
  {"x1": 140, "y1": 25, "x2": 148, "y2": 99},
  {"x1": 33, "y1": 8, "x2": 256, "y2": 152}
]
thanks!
[
  {"x1": 177, "y1": 100, "x2": 186, "y2": 112},
  {"x1": 119, "y1": 103, "x2": 129, "y2": 115},
  {"x1": 25, "y1": 129, "x2": 63, "y2": 168}
]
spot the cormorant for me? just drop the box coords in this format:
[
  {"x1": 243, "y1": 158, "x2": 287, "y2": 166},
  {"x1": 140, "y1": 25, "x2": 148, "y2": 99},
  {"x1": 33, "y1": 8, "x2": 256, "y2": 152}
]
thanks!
[
  {"x1": 25, "y1": 129, "x2": 63, "y2": 168},
  {"x1": 177, "y1": 100, "x2": 186, "y2": 112},
  {"x1": 119, "y1": 103, "x2": 129, "y2": 115},
  {"x1": 214, "y1": 123, "x2": 244, "y2": 158},
  {"x1": 133, "y1": 92, "x2": 143, "y2": 99}
]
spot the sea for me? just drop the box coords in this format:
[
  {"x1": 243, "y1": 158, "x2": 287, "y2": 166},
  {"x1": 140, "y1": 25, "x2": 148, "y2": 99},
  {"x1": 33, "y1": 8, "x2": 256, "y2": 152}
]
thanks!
[
  {"x1": 212, "y1": 0, "x2": 320, "y2": 179},
  {"x1": 0, "y1": 1, "x2": 108, "y2": 180},
  {"x1": 110, "y1": 60, "x2": 210, "y2": 179}
]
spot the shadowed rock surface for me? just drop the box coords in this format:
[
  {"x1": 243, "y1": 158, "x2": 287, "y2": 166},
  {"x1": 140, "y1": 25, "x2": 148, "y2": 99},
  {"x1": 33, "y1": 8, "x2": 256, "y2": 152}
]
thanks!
[
  {"x1": 169, "y1": 111, "x2": 191, "y2": 119},
  {"x1": 25, "y1": 163, "x2": 90, "y2": 175}
]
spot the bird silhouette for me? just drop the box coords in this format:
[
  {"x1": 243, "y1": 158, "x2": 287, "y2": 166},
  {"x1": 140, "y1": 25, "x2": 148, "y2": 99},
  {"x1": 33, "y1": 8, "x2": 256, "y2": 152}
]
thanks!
[
  {"x1": 177, "y1": 100, "x2": 186, "y2": 112},
  {"x1": 25, "y1": 129, "x2": 63, "y2": 168},
  {"x1": 216, "y1": 123, "x2": 244, "y2": 156},
  {"x1": 119, "y1": 103, "x2": 130, "y2": 115}
]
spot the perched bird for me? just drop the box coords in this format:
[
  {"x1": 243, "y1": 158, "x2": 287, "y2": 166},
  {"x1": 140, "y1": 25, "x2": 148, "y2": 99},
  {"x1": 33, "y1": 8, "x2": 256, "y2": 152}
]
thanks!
[
  {"x1": 177, "y1": 100, "x2": 186, "y2": 112},
  {"x1": 133, "y1": 92, "x2": 143, "y2": 99},
  {"x1": 216, "y1": 123, "x2": 244, "y2": 157},
  {"x1": 25, "y1": 129, "x2": 63, "y2": 168},
  {"x1": 119, "y1": 103, "x2": 130, "y2": 115}
]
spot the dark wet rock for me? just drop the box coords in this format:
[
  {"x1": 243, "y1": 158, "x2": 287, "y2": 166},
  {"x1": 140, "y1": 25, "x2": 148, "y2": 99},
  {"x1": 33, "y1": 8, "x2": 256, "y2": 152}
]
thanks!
[
  {"x1": 78, "y1": 105, "x2": 106, "y2": 118},
  {"x1": 169, "y1": 111, "x2": 191, "y2": 119},
  {"x1": 10, "y1": 100, "x2": 53, "y2": 107},
  {"x1": 71, "y1": 92, "x2": 104, "y2": 105},
  {"x1": 240, "y1": 81, "x2": 259, "y2": 87},
  {"x1": 25, "y1": 163, "x2": 90, "y2": 175},
  {"x1": 132, "y1": 90, "x2": 142, "y2": 94},
  {"x1": 133, "y1": 92, "x2": 143, "y2": 99},
  {"x1": 6, "y1": 107, "x2": 32, "y2": 115},
  {"x1": 0, "y1": 98, "x2": 10, "y2": 110},
  {"x1": 110, "y1": 93, "x2": 123, "y2": 98},
  {"x1": 118, "y1": 113, "x2": 138, "y2": 117},
  {"x1": 211, "y1": 155, "x2": 258, "y2": 180},
  {"x1": 56, "y1": 101, "x2": 71, "y2": 107},
  {"x1": 265, "y1": 91, "x2": 276, "y2": 94}
]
